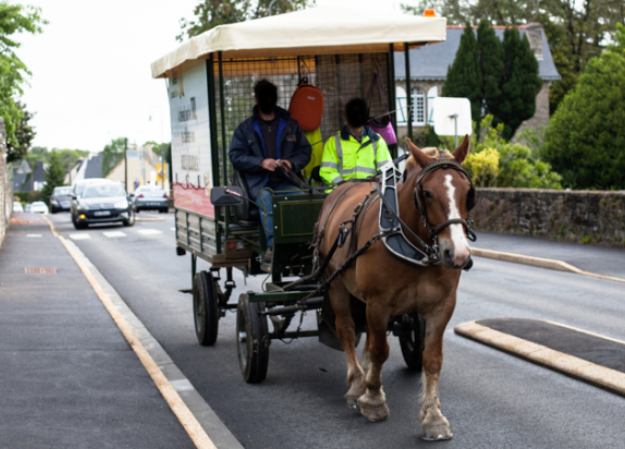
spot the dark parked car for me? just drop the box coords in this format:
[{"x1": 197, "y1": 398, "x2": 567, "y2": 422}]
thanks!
[
  {"x1": 131, "y1": 185, "x2": 169, "y2": 213},
  {"x1": 71, "y1": 181, "x2": 135, "y2": 229},
  {"x1": 50, "y1": 186, "x2": 73, "y2": 213}
]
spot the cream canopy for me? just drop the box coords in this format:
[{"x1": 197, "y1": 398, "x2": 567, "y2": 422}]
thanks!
[{"x1": 151, "y1": 6, "x2": 446, "y2": 78}]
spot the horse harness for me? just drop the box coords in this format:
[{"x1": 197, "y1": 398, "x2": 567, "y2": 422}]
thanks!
[{"x1": 285, "y1": 152, "x2": 477, "y2": 303}]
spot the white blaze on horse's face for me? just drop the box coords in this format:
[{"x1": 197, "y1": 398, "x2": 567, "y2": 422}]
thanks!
[{"x1": 443, "y1": 174, "x2": 471, "y2": 268}]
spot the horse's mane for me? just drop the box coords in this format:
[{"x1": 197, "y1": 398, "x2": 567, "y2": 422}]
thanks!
[{"x1": 404, "y1": 147, "x2": 453, "y2": 181}]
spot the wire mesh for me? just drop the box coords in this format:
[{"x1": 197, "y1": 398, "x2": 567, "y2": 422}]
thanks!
[{"x1": 212, "y1": 52, "x2": 392, "y2": 187}]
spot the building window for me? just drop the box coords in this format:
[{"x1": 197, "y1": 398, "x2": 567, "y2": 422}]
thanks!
[
  {"x1": 412, "y1": 88, "x2": 425, "y2": 125},
  {"x1": 395, "y1": 86, "x2": 427, "y2": 126}
]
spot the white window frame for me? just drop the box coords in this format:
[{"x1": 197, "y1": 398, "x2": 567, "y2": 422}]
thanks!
[{"x1": 411, "y1": 87, "x2": 426, "y2": 126}]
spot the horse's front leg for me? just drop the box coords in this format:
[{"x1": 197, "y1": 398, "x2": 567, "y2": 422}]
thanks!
[
  {"x1": 329, "y1": 282, "x2": 366, "y2": 409},
  {"x1": 419, "y1": 304, "x2": 455, "y2": 441},
  {"x1": 357, "y1": 301, "x2": 390, "y2": 422}
]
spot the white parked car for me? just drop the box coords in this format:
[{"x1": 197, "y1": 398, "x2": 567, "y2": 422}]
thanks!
[
  {"x1": 13, "y1": 201, "x2": 24, "y2": 213},
  {"x1": 30, "y1": 201, "x2": 49, "y2": 214}
]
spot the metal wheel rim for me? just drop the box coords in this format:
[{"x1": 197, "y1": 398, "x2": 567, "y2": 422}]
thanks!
[{"x1": 237, "y1": 309, "x2": 248, "y2": 371}]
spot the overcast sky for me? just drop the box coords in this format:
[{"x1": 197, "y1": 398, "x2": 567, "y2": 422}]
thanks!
[{"x1": 19, "y1": 0, "x2": 410, "y2": 153}]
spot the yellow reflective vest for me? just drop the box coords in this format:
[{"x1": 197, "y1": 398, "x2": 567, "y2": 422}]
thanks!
[{"x1": 320, "y1": 126, "x2": 392, "y2": 188}]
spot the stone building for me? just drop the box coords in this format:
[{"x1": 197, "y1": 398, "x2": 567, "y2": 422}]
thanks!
[{"x1": 394, "y1": 23, "x2": 561, "y2": 142}]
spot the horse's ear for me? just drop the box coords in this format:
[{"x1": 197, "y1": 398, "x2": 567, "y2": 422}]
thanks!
[
  {"x1": 407, "y1": 138, "x2": 433, "y2": 168},
  {"x1": 452, "y1": 134, "x2": 470, "y2": 164}
]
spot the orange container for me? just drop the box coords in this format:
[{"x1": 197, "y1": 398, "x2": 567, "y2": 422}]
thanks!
[{"x1": 289, "y1": 84, "x2": 325, "y2": 132}]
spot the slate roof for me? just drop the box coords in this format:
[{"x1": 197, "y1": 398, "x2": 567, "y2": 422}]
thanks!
[
  {"x1": 395, "y1": 26, "x2": 561, "y2": 81},
  {"x1": 83, "y1": 153, "x2": 103, "y2": 178},
  {"x1": 33, "y1": 160, "x2": 46, "y2": 183}
]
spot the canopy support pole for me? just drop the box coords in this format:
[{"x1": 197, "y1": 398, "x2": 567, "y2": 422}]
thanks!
[
  {"x1": 404, "y1": 43, "x2": 412, "y2": 142},
  {"x1": 387, "y1": 45, "x2": 397, "y2": 159},
  {"x1": 218, "y1": 51, "x2": 229, "y2": 240}
]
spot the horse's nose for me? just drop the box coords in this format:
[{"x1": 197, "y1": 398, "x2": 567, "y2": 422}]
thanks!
[{"x1": 453, "y1": 245, "x2": 470, "y2": 267}]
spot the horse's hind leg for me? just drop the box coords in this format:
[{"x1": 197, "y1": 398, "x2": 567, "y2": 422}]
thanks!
[
  {"x1": 329, "y1": 282, "x2": 366, "y2": 409},
  {"x1": 357, "y1": 301, "x2": 390, "y2": 422},
  {"x1": 419, "y1": 310, "x2": 454, "y2": 440}
]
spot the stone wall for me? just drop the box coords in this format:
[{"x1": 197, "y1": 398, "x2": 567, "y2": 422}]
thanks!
[
  {"x1": 512, "y1": 81, "x2": 551, "y2": 141},
  {"x1": 473, "y1": 188, "x2": 625, "y2": 247}
]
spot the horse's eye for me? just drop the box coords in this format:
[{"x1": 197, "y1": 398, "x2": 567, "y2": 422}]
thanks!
[{"x1": 423, "y1": 190, "x2": 433, "y2": 199}]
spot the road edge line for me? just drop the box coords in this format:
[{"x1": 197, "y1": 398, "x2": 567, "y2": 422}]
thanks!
[
  {"x1": 454, "y1": 320, "x2": 625, "y2": 398},
  {"x1": 43, "y1": 216, "x2": 243, "y2": 449},
  {"x1": 471, "y1": 247, "x2": 625, "y2": 284}
]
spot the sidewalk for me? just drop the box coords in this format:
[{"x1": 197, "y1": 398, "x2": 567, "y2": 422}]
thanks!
[
  {"x1": 474, "y1": 231, "x2": 625, "y2": 279},
  {"x1": 0, "y1": 214, "x2": 194, "y2": 449}
]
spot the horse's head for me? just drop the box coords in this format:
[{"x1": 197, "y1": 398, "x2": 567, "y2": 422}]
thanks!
[{"x1": 406, "y1": 136, "x2": 474, "y2": 269}]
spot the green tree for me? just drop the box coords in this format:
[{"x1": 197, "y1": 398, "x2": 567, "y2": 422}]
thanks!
[
  {"x1": 477, "y1": 20, "x2": 504, "y2": 127},
  {"x1": 6, "y1": 101, "x2": 35, "y2": 162},
  {"x1": 442, "y1": 23, "x2": 482, "y2": 128},
  {"x1": 544, "y1": 23, "x2": 625, "y2": 189},
  {"x1": 42, "y1": 150, "x2": 65, "y2": 198},
  {"x1": 177, "y1": 0, "x2": 314, "y2": 41},
  {"x1": 101, "y1": 137, "x2": 127, "y2": 177},
  {"x1": 402, "y1": 0, "x2": 625, "y2": 113},
  {"x1": 0, "y1": 2, "x2": 45, "y2": 146},
  {"x1": 498, "y1": 27, "x2": 542, "y2": 140}
]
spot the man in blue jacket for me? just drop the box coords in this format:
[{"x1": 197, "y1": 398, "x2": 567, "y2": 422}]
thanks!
[{"x1": 229, "y1": 80, "x2": 312, "y2": 263}]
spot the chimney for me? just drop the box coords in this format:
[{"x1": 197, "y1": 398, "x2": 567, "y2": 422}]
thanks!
[{"x1": 525, "y1": 22, "x2": 544, "y2": 60}]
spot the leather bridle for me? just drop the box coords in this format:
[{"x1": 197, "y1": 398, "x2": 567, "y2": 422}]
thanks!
[{"x1": 413, "y1": 153, "x2": 477, "y2": 245}]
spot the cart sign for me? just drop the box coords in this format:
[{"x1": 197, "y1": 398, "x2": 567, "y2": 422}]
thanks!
[{"x1": 168, "y1": 63, "x2": 215, "y2": 217}]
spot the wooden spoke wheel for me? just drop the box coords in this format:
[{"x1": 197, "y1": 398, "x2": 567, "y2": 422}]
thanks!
[
  {"x1": 399, "y1": 312, "x2": 425, "y2": 372},
  {"x1": 193, "y1": 271, "x2": 219, "y2": 346},
  {"x1": 236, "y1": 293, "x2": 269, "y2": 383}
]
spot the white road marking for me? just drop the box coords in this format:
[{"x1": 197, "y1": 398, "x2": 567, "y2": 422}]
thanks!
[
  {"x1": 138, "y1": 229, "x2": 162, "y2": 235},
  {"x1": 26, "y1": 234, "x2": 42, "y2": 238},
  {"x1": 103, "y1": 231, "x2": 126, "y2": 238},
  {"x1": 170, "y1": 228, "x2": 176, "y2": 231},
  {"x1": 69, "y1": 233, "x2": 91, "y2": 240}
]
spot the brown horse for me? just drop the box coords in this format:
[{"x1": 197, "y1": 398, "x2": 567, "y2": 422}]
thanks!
[{"x1": 316, "y1": 136, "x2": 472, "y2": 440}]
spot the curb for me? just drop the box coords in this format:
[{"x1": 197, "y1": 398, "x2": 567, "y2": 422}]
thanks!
[
  {"x1": 43, "y1": 216, "x2": 243, "y2": 449},
  {"x1": 454, "y1": 320, "x2": 625, "y2": 398},
  {"x1": 471, "y1": 247, "x2": 625, "y2": 284}
]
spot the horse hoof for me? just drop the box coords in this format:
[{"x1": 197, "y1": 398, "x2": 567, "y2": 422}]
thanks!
[
  {"x1": 345, "y1": 396, "x2": 359, "y2": 410},
  {"x1": 357, "y1": 396, "x2": 389, "y2": 422},
  {"x1": 420, "y1": 433, "x2": 453, "y2": 442},
  {"x1": 420, "y1": 424, "x2": 453, "y2": 441}
]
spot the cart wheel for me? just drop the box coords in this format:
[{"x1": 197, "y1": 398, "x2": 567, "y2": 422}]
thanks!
[
  {"x1": 193, "y1": 271, "x2": 219, "y2": 346},
  {"x1": 236, "y1": 293, "x2": 269, "y2": 383},
  {"x1": 399, "y1": 312, "x2": 424, "y2": 372}
]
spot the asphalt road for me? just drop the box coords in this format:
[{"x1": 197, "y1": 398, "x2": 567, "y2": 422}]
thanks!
[{"x1": 48, "y1": 211, "x2": 625, "y2": 448}]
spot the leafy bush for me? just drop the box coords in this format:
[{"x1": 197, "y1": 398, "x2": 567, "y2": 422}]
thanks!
[
  {"x1": 462, "y1": 116, "x2": 562, "y2": 189},
  {"x1": 464, "y1": 147, "x2": 499, "y2": 187},
  {"x1": 544, "y1": 23, "x2": 625, "y2": 190}
]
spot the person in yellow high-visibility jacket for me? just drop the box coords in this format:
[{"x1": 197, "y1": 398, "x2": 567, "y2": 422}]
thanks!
[{"x1": 320, "y1": 98, "x2": 392, "y2": 189}]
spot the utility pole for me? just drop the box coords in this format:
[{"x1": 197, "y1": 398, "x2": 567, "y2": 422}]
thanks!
[{"x1": 124, "y1": 138, "x2": 128, "y2": 194}]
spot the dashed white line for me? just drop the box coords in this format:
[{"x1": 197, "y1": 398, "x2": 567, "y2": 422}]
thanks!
[
  {"x1": 69, "y1": 233, "x2": 91, "y2": 240},
  {"x1": 170, "y1": 228, "x2": 176, "y2": 231},
  {"x1": 103, "y1": 231, "x2": 126, "y2": 238},
  {"x1": 26, "y1": 234, "x2": 42, "y2": 238},
  {"x1": 138, "y1": 229, "x2": 162, "y2": 235}
]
